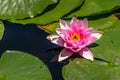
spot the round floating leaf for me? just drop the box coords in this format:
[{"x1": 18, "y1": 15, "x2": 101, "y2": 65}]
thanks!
[
  {"x1": 67, "y1": 0, "x2": 120, "y2": 17},
  {"x1": 62, "y1": 21, "x2": 120, "y2": 80},
  {"x1": 0, "y1": 21, "x2": 5, "y2": 40},
  {"x1": 0, "y1": 51, "x2": 52, "y2": 80},
  {"x1": 11, "y1": 0, "x2": 84, "y2": 24},
  {"x1": 0, "y1": 0, "x2": 58, "y2": 19},
  {"x1": 63, "y1": 58, "x2": 120, "y2": 80}
]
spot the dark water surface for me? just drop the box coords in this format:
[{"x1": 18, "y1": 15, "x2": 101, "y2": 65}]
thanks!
[{"x1": 0, "y1": 21, "x2": 64, "y2": 80}]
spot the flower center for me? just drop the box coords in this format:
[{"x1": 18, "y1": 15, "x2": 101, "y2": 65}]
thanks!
[{"x1": 70, "y1": 33, "x2": 81, "y2": 42}]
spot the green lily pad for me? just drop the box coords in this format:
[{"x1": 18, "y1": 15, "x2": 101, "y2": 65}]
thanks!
[
  {"x1": 91, "y1": 21, "x2": 120, "y2": 62},
  {"x1": 38, "y1": 22, "x2": 59, "y2": 34},
  {"x1": 88, "y1": 15, "x2": 118, "y2": 30},
  {"x1": 0, "y1": 0, "x2": 58, "y2": 19},
  {"x1": 11, "y1": 0, "x2": 84, "y2": 25},
  {"x1": 63, "y1": 58, "x2": 120, "y2": 80},
  {"x1": 0, "y1": 51, "x2": 52, "y2": 80},
  {"x1": 62, "y1": 20, "x2": 120, "y2": 80},
  {"x1": 38, "y1": 15, "x2": 118, "y2": 34},
  {"x1": 67, "y1": 0, "x2": 120, "y2": 17},
  {"x1": 0, "y1": 21, "x2": 5, "y2": 40}
]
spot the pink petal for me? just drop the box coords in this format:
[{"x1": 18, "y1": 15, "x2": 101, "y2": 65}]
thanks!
[
  {"x1": 47, "y1": 34, "x2": 59, "y2": 41},
  {"x1": 59, "y1": 20, "x2": 67, "y2": 29},
  {"x1": 87, "y1": 32, "x2": 103, "y2": 46},
  {"x1": 47, "y1": 34, "x2": 64, "y2": 46},
  {"x1": 59, "y1": 20, "x2": 70, "y2": 30},
  {"x1": 79, "y1": 47, "x2": 94, "y2": 61},
  {"x1": 58, "y1": 48, "x2": 73, "y2": 62},
  {"x1": 84, "y1": 28, "x2": 93, "y2": 34},
  {"x1": 91, "y1": 32, "x2": 103, "y2": 40},
  {"x1": 56, "y1": 28, "x2": 65, "y2": 38},
  {"x1": 82, "y1": 18, "x2": 88, "y2": 28},
  {"x1": 70, "y1": 17, "x2": 78, "y2": 24}
]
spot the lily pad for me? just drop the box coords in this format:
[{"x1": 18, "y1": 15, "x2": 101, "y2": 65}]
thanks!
[
  {"x1": 38, "y1": 22, "x2": 59, "y2": 34},
  {"x1": 0, "y1": 0, "x2": 58, "y2": 19},
  {"x1": 0, "y1": 21, "x2": 5, "y2": 40},
  {"x1": 67, "y1": 0, "x2": 120, "y2": 17},
  {"x1": 62, "y1": 20, "x2": 120, "y2": 80},
  {"x1": 38, "y1": 15, "x2": 118, "y2": 34},
  {"x1": 88, "y1": 15, "x2": 118, "y2": 30},
  {"x1": 63, "y1": 58, "x2": 120, "y2": 80},
  {"x1": 11, "y1": 0, "x2": 84, "y2": 24},
  {"x1": 0, "y1": 51, "x2": 52, "y2": 80}
]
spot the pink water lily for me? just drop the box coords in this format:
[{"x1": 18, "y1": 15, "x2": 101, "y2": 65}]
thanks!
[{"x1": 47, "y1": 17, "x2": 103, "y2": 62}]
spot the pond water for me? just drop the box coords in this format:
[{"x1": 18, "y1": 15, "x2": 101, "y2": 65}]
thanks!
[{"x1": 0, "y1": 21, "x2": 64, "y2": 80}]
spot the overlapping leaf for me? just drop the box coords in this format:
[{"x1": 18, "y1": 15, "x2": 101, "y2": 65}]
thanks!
[
  {"x1": 67, "y1": 0, "x2": 120, "y2": 17},
  {"x1": 0, "y1": 0, "x2": 58, "y2": 19},
  {"x1": 9, "y1": 0, "x2": 120, "y2": 25},
  {"x1": 38, "y1": 15, "x2": 118, "y2": 34},
  {"x1": 12, "y1": 0, "x2": 84, "y2": 24}
]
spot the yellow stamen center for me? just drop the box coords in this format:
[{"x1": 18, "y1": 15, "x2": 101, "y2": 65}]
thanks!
[{"x1": 70, "y1": 33, "x2": 81, "y2": 42}]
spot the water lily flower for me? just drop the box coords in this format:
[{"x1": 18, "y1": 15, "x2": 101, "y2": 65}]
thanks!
[{"x1": 47, "y1": 17, "x2": 103, "y2": 62}]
